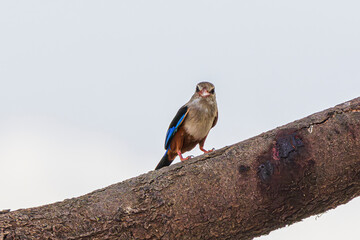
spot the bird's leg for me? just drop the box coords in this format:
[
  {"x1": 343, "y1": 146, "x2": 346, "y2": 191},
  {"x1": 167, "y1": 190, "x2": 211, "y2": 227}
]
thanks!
[
  {"x1": 199, "y1": 137, "x2": 214, "y2": 153},
  {"x1": 177, "y1": 151, "x2": 192, "y2": 161}
]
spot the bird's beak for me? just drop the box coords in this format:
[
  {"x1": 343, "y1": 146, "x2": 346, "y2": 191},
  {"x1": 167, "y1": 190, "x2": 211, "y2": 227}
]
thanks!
[{"x1": 199, "y1": 89, "x2": 210, "y2": 97}]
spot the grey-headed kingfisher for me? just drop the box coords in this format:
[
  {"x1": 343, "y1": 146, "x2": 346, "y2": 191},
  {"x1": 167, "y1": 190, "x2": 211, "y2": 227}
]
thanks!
[{"x1": 155, "y1": 82, "x2": 218, "y2": 170}]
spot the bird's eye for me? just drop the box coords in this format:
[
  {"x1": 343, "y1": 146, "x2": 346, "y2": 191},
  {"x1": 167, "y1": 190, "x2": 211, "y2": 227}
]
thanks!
[
  {"x1": 196, "y1": 86, "x2": 200, "y2": 92},
  {"x1": 210, "y1": 88, "x2": 215, "y2": 94}
]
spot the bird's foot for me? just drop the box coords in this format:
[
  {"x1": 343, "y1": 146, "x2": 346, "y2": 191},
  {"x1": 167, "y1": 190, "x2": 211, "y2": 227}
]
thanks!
[
  {"x1": 177, "y1": 151, "x2": 193, "y2": 161},
  {"x1": 200, "y1": 147, "x2": 215, "y2": 154},
  {"x1": 180, "y1": 155, "x2": 193, "y2": 161}
]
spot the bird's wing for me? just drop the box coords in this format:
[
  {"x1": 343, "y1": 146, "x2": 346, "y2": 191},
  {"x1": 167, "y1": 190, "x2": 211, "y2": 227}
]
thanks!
[
  {"x1": 164, "y1": 105, "x2": 189, "y2": 150},
  {"x1": 212, "y1": 110, "x2": 218, "y2": 128}
]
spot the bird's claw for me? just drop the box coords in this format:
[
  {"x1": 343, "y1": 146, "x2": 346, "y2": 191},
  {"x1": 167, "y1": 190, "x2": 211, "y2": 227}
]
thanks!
[
  {"x1": 179, "y1": 154, "x2": 194, "y2": 161},
  {"x1": 200, "y1": 147, "x2": 215, "y2": 153},
  {"x1": 205, "y1": 148, "x2": 215, "y2": 153},
  {"x1": 183, "y1": 155, "x2": 194, "y2": 161}
]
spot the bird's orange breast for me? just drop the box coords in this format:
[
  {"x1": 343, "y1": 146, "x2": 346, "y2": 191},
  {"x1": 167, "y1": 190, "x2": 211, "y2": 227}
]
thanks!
[{"x1": 167, "y1": 125, "x2": 201, "y2": 160}]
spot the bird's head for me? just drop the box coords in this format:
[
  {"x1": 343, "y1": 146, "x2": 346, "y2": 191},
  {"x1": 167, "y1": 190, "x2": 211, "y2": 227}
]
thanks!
[{"x1": 195, "y1": 82, "x2": 216, "y2": 99}]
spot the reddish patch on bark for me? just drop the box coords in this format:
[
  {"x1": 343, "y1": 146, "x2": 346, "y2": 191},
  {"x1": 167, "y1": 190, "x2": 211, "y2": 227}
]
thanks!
[
  {"x1": 257, "y1": 129, "x2": 307, "y2": 183},
  {"x1": 256, "y1": 129, "x2": 315, "y2": 219},
  {"x1": 272, "y1": 146, "x2": 280, "y2": 161}
]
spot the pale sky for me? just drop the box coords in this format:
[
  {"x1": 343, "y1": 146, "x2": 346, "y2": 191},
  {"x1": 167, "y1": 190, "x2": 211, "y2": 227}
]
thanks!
[{"x1": 0, "y1": 1, "x2": 359, "y2": 239}]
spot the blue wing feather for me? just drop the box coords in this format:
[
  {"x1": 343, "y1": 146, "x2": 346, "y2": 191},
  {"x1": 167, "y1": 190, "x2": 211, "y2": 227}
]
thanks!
[{"x1": 164, "y1": 105, "x2": 188, "y2": 150}]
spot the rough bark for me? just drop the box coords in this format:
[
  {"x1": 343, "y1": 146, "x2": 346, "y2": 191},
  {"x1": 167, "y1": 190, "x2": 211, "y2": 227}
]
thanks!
[{"x1": 1, "y1": 97, "x2": 360, "y2": 240}]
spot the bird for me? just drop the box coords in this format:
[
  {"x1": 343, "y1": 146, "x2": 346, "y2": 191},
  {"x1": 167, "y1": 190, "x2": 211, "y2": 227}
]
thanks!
[{"x1": 155, "y1": 82, "x2": 218, "y2": 170}]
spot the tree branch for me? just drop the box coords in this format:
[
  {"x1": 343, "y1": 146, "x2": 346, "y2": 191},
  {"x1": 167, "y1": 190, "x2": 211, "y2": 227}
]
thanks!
[{"x1": 1, "y1": 97, "x2": 360, "y2": 240}]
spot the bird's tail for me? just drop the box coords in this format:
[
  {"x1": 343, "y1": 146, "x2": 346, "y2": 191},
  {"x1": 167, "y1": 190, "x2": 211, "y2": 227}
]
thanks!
[{"x1": 155, "y1": 150, "x2": 172, "y2": 170}]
